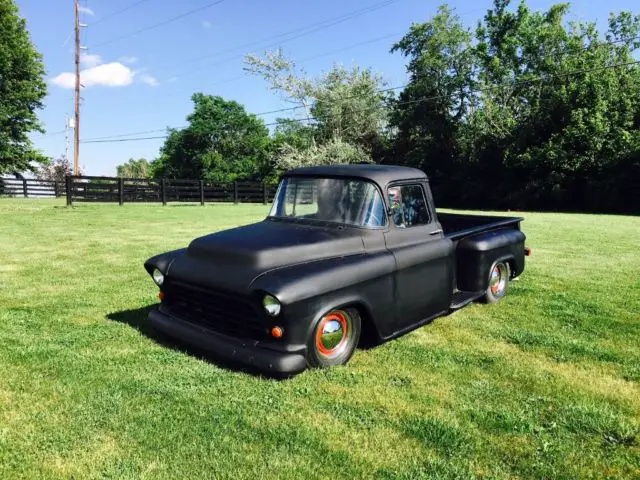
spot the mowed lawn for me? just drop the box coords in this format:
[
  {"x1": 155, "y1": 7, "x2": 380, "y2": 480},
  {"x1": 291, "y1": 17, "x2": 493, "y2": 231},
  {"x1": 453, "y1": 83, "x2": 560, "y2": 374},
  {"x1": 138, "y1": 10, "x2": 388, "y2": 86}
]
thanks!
[{"x1": 0, "y1": 199, "x2": 638, "y2": 480}]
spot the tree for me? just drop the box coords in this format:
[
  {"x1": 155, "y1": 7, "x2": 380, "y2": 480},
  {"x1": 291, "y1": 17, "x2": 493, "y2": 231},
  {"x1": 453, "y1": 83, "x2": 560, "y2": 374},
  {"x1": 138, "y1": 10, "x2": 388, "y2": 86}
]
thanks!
[
  {"x1": 271, "y1": 118, "x2": 315, "y2": 152},
  {"x1": 275, "y1": 138, "x2": 372, "y2": 172},
  {"x1": 0, "y1": 0, "x2": 47, "y2": 175},
  {"x1": 116, "y1": 158, "x2": 151, "y2": 178},
  {"x1": 244, "y1": 49, "x2": 314, "y2": 118},
  {"x1": 245, "y1": 50, "x2": 391, "y2": 165},
  {"x1": 311, "y1": 65, "x2": 391, "y2": 155},
  {"x1": 35, "y1": 157, "x2": 82, "y2": 182},
  {"x1": 466, "y1": 0, "x2": 640, "y2": 209},
  {"x1": 389, "y1": 5, "x2": 474, "y2": 186},
  {"x1": 152, "y1": 94, "x2": 271, "y2": 182},
  {"x1": 391, "y1": 0, "x2": 640, "y2": 213}
]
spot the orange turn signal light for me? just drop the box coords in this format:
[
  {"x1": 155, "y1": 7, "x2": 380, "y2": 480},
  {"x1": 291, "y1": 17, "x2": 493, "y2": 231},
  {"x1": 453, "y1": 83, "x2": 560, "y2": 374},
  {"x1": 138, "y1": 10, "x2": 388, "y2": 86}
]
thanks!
[
  {"x1": 158, "y1": 291, "x2": 165, "y2": 301},
  {"x1": 271, "y1": 326, "x2": 283, "y2": 338}
]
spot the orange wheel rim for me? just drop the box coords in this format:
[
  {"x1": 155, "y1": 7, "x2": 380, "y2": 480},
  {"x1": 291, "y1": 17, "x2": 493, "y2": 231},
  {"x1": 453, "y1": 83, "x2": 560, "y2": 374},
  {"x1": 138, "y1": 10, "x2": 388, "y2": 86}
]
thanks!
[
  {"x1": 490, "y1": 264, "x2": 507, "y2": 295},
  {"x1": 316, "y1": 311, "x2": 348, "y2": 357},
  {"x1": 490, "y1": 268, "x2": 500, "y2": 293}
]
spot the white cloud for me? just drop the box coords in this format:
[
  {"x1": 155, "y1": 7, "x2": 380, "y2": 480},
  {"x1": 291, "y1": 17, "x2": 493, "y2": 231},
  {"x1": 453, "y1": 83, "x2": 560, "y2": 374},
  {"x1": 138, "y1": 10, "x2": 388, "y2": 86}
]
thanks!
[
  {"x1": 80, "y1": 53, "x2": 101, "y2": 67},
  {"x1": 139, "y1": 74, "x2": 159, "y2": 87},
  {"x1": 202, "y1": 20, "x2": 212, "y2": 29},
  {"x1": 167, "y1": 76, "x2": 179, "y2": 83},
  {"x1": 78, "y1": 6, "x2": 94, "y2": 16},
  {"x1": 51, "y1": 62, "x2": 135, "y2": 89},
  {"x1": 119, "y1": 56, "x2": 138, "y2": 65}
]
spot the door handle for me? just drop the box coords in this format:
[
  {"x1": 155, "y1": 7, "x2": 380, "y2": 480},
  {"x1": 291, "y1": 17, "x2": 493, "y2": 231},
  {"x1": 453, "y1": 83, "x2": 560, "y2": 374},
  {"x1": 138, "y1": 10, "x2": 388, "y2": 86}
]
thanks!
[{"x1": 429, "y1": 229, "x2": 443, "y2": 235}]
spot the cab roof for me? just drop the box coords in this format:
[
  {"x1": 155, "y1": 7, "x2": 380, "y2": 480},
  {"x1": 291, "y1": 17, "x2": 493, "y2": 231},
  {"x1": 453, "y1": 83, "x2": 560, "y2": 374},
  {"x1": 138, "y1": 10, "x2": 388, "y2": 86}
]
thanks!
[{"x1": 284, "y1": 164, "x2": 428, "y2": 187}]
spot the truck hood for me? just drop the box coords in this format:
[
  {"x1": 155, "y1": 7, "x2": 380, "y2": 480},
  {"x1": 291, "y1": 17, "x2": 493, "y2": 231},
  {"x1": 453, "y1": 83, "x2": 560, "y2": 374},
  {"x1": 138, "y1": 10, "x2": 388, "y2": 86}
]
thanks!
[{"x1": 165, "y1": 219, "x2": 365, "y2": 293}]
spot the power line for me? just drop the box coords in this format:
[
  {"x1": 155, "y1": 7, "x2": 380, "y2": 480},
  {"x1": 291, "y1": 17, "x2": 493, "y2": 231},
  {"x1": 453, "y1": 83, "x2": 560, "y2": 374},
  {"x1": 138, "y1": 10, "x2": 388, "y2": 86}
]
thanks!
[
  {"x1": 81, "y1": 105, "x2": 305, "y2": 141},
  {"x1": 89, "y1": 0, "x2": 153, "y2": 27},
  {"x1": 81, "y1": 128, "x2": 173, "y2": 141},
  {"x1": 298, "y1": 32, "x2": 402, "y2": 63},
  {"x1": 83, "y1": 135, "x2": 168, "y2": 144},
  {"x1": 142, "y1": 29, "x2": 405, "y2": 103},
  {"x1": 128, "y1": 9, "x2": 638, "y2": 104},
  {"x1": 158, "y1": 0, "x2": 403, "y2": 78},
  {"x1": 92, "y1": 0, "x2": 226, "y2": 48},
  {"x1": 34, "y1": 129, "x2": 67, "y2": 138},
  {"x1": 79, "y1": 58, "x2": 640, "y2": 145},
  {"x1": 81, "y1": 118, "x2": 293, "y2": 144},
  {"x1": 203, "y1": 32, "x2": 402, "y2": 86}
]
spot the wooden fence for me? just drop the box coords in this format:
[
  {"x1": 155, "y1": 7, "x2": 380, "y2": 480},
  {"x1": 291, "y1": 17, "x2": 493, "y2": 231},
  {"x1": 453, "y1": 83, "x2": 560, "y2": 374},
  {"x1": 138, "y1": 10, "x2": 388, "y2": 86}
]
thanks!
[
  {"x1": 0, "y1": 176, "x2": 278, "y2": 205},
  {"x1": 0, "y1": 178, "x2": 65, "y2": 198}
]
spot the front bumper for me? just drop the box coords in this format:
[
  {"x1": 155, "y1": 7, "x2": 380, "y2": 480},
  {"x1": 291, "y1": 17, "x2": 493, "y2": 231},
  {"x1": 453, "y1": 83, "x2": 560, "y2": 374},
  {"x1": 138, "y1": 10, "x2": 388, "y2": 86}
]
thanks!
[{"x1": 148, "y1": 307, "x2": 308, "y2": 375}]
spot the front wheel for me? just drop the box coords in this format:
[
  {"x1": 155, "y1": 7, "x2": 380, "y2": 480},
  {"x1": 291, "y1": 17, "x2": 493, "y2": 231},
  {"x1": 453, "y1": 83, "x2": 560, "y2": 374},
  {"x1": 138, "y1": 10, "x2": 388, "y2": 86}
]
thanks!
[
  {"x1": 484, "y1": 261, "x2": 509, "y2": 303},
  {"x1": 307, "y1": 308, "x2": 361, "y2": 368}
]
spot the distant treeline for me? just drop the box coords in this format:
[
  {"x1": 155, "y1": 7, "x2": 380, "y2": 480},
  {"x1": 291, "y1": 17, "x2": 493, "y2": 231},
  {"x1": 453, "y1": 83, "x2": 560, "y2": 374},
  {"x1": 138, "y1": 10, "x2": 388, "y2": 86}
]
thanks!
[{"x1": 111, "y1": 0, "x2": 640, "y2": 214}]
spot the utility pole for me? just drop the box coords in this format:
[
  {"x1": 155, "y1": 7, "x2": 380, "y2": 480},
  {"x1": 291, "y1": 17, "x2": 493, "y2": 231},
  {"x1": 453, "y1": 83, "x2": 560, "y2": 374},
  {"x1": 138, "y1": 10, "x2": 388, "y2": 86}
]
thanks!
[{"x1": 74, "y1": 0, "x2": 81, "y2": 175}]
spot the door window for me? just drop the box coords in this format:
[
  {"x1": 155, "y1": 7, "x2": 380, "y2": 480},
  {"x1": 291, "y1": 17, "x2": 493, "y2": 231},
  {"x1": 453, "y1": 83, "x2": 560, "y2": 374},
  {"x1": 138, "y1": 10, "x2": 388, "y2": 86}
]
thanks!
[{"x1": 388, "y1": 184, "x2": 431, "y2": 228}]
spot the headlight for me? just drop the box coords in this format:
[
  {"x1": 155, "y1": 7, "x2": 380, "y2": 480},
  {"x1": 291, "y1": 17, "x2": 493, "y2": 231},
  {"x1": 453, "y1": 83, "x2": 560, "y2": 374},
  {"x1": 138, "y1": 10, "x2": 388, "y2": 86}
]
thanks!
[
  {"x1": 152, "y1": 268, "x2": 164, "y2": 286},
  {"x1": 263, "y1": 294, "x2": 281, "y2": 317}
]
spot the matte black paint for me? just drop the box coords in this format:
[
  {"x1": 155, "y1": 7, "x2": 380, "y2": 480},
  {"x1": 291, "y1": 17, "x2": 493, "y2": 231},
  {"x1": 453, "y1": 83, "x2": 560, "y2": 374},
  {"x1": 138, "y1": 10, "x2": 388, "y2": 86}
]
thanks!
[{"x1": 145, "y1": 165, "x2": 528, "y2": 374}]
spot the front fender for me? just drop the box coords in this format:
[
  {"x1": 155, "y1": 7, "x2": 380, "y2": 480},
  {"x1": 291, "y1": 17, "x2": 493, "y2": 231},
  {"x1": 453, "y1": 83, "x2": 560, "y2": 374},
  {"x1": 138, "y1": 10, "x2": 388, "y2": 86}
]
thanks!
[
  {"x1": 251, "y1": 251, "x2": 396, "y2": 341},
  {"x1": 144, "y1": 248, "x2": 187, "y2": 276}
]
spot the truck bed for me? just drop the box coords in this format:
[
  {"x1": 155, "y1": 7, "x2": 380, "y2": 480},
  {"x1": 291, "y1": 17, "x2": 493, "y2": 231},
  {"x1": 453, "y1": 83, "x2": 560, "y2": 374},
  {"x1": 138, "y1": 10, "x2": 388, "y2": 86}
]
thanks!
[{"x1": 438, "y1": 212, "x2": 524, "y2": 240}]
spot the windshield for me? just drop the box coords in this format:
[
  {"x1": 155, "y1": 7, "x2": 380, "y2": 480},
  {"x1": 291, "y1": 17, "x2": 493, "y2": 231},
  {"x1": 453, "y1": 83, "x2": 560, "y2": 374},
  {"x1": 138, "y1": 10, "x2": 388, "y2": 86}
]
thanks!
[{"x1": 269, "y1": 177, "x2": 386, "y2": 228}]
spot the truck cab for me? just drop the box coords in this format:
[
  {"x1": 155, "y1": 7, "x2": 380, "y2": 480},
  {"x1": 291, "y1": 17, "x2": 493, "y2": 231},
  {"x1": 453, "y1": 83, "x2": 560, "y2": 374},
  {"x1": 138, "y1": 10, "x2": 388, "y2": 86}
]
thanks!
[{"x1": 145, "y1": 165, "x2": 529, "y2": 376}]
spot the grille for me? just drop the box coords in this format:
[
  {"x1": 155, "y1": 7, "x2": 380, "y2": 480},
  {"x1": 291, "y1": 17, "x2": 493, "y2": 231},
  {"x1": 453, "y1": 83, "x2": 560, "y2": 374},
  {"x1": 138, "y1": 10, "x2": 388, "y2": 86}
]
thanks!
[{"x1": 163, "y1": 280, "x2": 268, "y2": 340}]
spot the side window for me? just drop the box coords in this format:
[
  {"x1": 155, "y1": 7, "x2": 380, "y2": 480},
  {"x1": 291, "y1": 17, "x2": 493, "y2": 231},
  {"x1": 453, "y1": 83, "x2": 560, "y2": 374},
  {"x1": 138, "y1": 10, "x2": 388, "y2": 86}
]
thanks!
[{"x1": 387, "y1": 184, "x2": 431, "y2": 228}]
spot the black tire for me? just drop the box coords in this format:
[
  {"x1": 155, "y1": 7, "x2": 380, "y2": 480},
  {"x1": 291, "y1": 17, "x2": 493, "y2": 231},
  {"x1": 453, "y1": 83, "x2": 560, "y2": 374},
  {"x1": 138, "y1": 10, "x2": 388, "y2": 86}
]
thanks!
[
  {"x1": 483, "y1": 261, "x2": 509, "y2": 304},
  {"x1": 307, "y1": 308, "x2": 361, "y2": 368}
]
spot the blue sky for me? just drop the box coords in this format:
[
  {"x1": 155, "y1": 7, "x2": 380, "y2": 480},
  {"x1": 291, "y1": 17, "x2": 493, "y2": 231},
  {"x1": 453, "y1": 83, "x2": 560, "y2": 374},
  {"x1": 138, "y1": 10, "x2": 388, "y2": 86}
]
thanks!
[{"x1": 17, "y1": 0, "x2": 637, "y2": 175}]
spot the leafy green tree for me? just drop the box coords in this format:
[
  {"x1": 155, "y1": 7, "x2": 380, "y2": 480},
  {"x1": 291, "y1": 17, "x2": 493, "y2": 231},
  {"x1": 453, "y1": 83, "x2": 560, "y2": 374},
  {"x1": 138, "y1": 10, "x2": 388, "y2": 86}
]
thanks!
[
  {"x1": 152, "y1": 94, "x2": 271, "y2": 182},
  {"x1": 311, "y1": 65, "x2": 390, "y2": 151},
  {"x1": 245, "y1": 51, "x2": 390, "y2": 165},
  {"x1": 0, "y1": 0, "x2": 47, "y2": 175},
  {"x1": 116, "y1": 158, "x2": 151, "y2": 178},
  {"x1": 275, "y1": 137, "x2": 372, "y2": 172},
  {"x1": 466, "y1": 0, "x2": 640, "y2": 208},
  {"x1": 244, "y1": 49, "x2": 314, "y2": 118},
  {"x1": 389, "y1": 5, "x2": 474, "y2": 185},
  {"x1": 271, "y1": 118, "x2": 315, "y2": 152},
  {"x1": 391, "y1": 0, "x2": 640, "y2": 212}
]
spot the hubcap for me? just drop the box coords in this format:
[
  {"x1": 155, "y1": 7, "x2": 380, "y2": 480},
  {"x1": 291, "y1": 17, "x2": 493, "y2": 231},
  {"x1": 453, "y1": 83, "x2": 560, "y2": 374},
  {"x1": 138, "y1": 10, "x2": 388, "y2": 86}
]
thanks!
[
  {"x1": 490, "y1": 263, "x2": 507, "y2": 296},
  {"x1": 316, "y1": 310, "x2": 351, "y2": 358}
]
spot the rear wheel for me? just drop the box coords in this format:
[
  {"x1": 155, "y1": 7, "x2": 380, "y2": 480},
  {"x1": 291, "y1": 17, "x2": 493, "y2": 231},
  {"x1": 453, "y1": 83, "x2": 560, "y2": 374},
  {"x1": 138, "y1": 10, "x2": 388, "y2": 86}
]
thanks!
[
  {"x1": 307, "y1": 308, "x2": 361, "y2": 368},
  {"x1": 484, "y1": 261, "x2": 509, "y2": 303}
]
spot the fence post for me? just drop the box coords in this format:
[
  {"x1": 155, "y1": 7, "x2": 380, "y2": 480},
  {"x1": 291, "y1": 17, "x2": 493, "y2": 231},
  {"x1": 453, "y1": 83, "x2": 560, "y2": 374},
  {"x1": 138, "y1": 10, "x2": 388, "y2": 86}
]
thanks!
[
  {"x1": 161, "y1": 178, "x2": 167, "y2": 206},
  {"x1": 54, "y1": 181, "x2": 59, "y2": 197},
  {"x1": 118, "y1": 177, "x2": 124, "y2": 206},
  {"x1": 22, "y1": 178, "x2": 28, "y2": 198},
  {"x1": 233, "y1": 181, "x2": 238, "y2": 204},
  {"x1": 65, "y1": 175, "x2": 73, "y2": 206},
  {"x1": 199, "y1": 180, "x2": 205, "y2": 206},
  {"x1": 262, "y1": 183, "x2": 268, "y2": 205}
]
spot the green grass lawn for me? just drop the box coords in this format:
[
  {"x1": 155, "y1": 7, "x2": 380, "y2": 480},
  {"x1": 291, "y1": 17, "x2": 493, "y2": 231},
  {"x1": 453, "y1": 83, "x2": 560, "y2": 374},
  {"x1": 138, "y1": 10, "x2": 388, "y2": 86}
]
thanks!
[{"x1": 1, "y1": 199, "x2": 638, "y2": 479}]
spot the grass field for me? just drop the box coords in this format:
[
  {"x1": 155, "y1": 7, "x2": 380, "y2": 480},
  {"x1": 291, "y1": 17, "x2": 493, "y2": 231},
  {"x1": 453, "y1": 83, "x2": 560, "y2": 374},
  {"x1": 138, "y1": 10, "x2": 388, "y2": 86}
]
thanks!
[{"x1": 1, "y1": 199, "x2": 638, "y2": 479}]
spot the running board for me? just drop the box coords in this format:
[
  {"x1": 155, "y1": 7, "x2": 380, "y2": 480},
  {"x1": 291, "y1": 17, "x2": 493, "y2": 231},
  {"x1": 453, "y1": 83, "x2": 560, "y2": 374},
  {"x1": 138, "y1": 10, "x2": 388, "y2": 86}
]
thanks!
[{"x1": 450, "y1": 290, "x2": 484, "y2": 310}]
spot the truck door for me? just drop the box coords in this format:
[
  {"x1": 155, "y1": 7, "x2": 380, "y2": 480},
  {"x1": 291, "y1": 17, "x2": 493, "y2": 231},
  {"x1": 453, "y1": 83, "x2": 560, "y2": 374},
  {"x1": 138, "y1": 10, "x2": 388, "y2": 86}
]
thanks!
[{"x1": 384, "y1": 182, "x2": 454, "y2": 332}]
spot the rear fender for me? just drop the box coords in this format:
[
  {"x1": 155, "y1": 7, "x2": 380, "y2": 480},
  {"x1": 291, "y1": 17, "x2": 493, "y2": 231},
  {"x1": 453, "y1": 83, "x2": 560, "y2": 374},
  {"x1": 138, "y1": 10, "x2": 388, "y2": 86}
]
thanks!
[{"x1": 456, "y1": 229, "x2": 525, "y2": 291}]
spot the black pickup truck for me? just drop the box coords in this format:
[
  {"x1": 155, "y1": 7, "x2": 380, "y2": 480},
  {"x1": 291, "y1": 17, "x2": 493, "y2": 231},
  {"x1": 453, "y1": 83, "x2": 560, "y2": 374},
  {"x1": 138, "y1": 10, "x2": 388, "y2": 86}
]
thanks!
[{"x1": 145, "y1": 165, "x2": 530, "y2": 375}]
